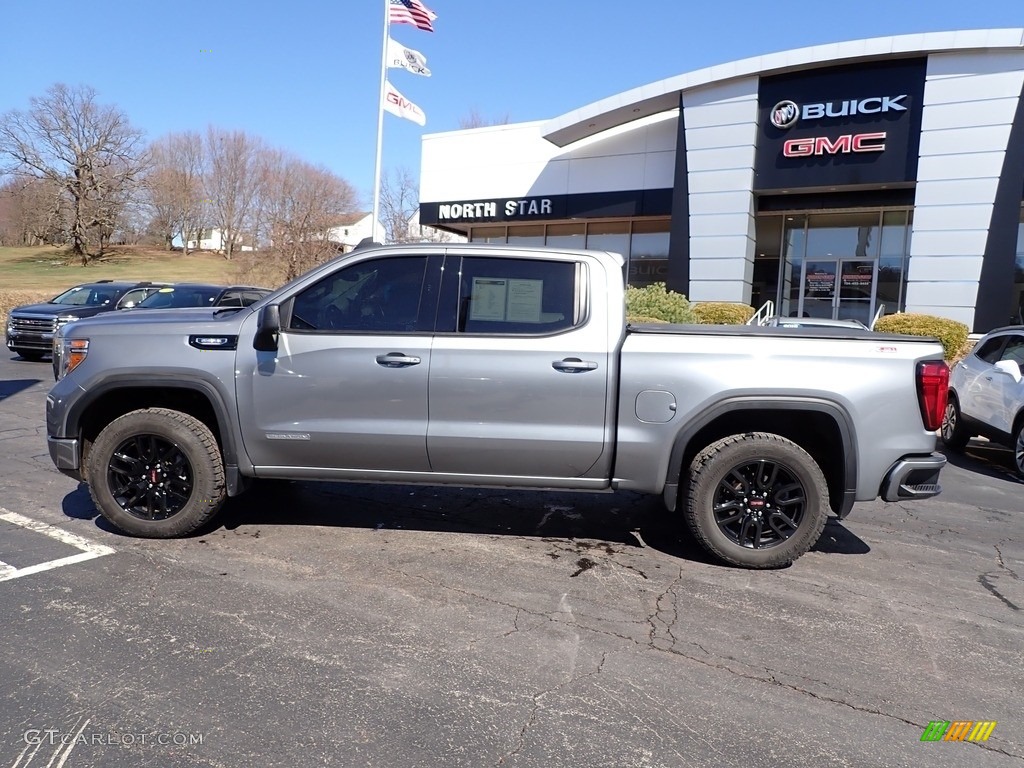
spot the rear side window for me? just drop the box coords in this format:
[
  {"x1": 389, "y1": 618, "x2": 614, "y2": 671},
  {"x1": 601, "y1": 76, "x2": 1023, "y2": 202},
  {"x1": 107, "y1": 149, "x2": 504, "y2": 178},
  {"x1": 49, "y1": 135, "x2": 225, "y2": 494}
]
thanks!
[
  {"x1": 975, "y1": 336, "x2": 1006, "y2": 364},
  {"x1": 1000, "y1": 335, "x2": 1024, "y2": 366},
  {"x1": 449, "y1": 257, "x2": 580, "y2": 335}
]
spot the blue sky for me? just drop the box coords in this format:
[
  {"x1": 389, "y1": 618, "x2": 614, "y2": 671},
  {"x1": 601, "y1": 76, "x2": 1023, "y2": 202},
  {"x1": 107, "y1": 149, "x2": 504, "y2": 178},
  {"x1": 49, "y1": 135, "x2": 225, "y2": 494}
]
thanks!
[{"x1": 1, "y1": 1, "x2": 1022, "y2": 209}]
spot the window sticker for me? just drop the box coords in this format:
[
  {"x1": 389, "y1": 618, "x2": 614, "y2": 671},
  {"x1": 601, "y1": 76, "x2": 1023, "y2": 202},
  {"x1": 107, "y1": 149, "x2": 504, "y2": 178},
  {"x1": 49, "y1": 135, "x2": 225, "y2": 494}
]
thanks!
[
  {"x1": 469, "y1": 278, "x2": 508, "y2": 321},
  {"x1": 506, "y1": 279, "x2": 543, "y2": 323}
]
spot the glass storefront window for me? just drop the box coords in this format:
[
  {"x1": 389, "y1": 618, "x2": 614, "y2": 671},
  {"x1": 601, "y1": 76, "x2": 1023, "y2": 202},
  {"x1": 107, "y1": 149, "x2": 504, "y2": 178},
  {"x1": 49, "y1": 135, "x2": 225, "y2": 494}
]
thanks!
[
  {"x1": 765, "y1": 209, "x2": 911, "y2": 324},
  {"x1": 506, "y1": 225, "x2": 545, "y2": 246},
  {"x1": 470, "y1": 226, "x2": 506, "y2": 243},
  {"x1": 877, "y1": 210, "x2": 910, "y2": 317},
  {"x1": 545, "y1": 223, "x2": 585, "y2": 249},
  {"x1": 628, "y1": 220, "x2": 670, "y2": 287},
  {"x1": 1014, "y1": 206, "x2": 1024, "y2": 324},
  {"x1": 780, "y1": 215, "x2": 807, "y2": 318}
]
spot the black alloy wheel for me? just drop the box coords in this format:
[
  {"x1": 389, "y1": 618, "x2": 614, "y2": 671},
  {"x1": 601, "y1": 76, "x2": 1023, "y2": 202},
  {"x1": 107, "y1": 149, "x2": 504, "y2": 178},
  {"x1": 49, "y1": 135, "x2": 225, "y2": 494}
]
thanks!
[
  {"x1": 107, "y1": 434, "x2": 194, "y2": 520},
  {"x1": 712, "y1": 459, "x2": 805, "y2": 550},
  {"x1": 86, "y1": 407, "x2": 226, "y2": 537},
  {"x1": 685, "y1": 432, "x2": 829, "y2": 569}
]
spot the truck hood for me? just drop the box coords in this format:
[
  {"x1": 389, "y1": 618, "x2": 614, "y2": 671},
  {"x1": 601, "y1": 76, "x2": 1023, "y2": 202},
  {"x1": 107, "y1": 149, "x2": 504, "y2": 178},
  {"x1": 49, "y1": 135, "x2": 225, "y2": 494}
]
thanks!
[
  {"x1": 60, "y1": 306, "x2": 252, "y2": 335},
  {"x1": 11, "y1": 303, "x2": 105, "y2": 318}
]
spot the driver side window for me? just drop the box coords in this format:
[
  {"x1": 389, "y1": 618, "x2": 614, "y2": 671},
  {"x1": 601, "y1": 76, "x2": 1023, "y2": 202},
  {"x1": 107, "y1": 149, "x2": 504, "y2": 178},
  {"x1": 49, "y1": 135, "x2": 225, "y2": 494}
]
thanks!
[{"x1": 288, "y1": 256, "x2": 430, "y2": 333}]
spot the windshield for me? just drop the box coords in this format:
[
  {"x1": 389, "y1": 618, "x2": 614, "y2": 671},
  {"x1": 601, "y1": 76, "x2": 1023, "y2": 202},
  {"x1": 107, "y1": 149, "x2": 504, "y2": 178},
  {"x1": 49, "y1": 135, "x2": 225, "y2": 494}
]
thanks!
[
  {"x1": 137, "y1": 287, "x2": 220, "y2": 309},
  {"x1": 49, "y1": 285, "x2": 120, "y2": 307}
]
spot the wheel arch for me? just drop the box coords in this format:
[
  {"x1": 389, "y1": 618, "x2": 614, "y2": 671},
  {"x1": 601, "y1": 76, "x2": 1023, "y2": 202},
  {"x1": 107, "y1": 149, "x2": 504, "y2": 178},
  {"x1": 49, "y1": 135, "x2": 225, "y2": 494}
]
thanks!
[
  {"x1": 66, "y1": 376, "x2": 248, "y2": 493},
  {"x1": 663, "y1": 397, "x2": 857, "y2": 518}
]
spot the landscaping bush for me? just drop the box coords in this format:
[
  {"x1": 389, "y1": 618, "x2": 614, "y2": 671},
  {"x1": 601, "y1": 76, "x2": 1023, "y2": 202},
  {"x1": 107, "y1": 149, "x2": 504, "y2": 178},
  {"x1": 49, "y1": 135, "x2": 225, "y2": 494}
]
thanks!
[
  {"x1": 873, "y1": 312, "x2": 969, "y2": 362},
  {"x1": 624, "y1": 282, "x2": 696, "y2": 324},
  {"x1": 626, "y1": 315, "x2": 670, "y2": 325},
  {"x1": 693, "y1": 302, "x2": 755, "y2": 325}
]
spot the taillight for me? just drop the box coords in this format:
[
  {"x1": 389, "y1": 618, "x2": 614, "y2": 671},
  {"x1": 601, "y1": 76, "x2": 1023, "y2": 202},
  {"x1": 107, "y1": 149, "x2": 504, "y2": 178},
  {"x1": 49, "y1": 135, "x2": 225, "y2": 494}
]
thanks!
[{"x1": 916, "y1": 360, "x2": 949, "y2": 432}]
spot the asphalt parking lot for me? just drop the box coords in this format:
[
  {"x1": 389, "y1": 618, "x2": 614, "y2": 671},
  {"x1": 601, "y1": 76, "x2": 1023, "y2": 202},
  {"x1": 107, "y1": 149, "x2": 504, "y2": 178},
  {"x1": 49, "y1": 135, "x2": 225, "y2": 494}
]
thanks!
[{"x1": 0, "y1": 351, "x2": 1021, "y2": 768}]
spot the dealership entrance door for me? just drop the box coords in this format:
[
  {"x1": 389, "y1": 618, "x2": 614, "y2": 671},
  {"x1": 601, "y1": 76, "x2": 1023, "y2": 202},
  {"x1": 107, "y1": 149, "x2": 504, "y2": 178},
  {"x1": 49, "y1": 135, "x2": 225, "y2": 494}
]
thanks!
[
  {"x1": 800, "y1": 259, "x2": 876, "y2": 325},
  {"x1": 758, "y1": 209, "x2": 912, "y2": 325}
]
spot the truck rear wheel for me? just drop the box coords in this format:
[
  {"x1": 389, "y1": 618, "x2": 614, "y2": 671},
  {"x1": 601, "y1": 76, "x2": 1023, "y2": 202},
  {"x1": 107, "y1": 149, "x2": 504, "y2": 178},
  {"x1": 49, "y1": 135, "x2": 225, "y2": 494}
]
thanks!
[
  {"x1": 685, "y1": 432, "x2": 829, "y2": 569},
  {"x1": 85, "y1": 407, "x2": 226, "y2": 537}
]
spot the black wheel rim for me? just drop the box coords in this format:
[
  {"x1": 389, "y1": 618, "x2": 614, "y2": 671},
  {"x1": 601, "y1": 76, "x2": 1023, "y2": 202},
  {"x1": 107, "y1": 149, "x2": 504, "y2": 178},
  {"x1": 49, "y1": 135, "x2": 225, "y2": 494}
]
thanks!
[
  {"x1": 941, "y1": 402, "x2": 957, "y2": 441},
  {"x1": 107, "y1": 434, "x2": 194, "y2": 520},
  {"x1": 1015, "y1": 429, "x2": 1024, "y2": 475},
  {"x1": 713, "y1": 459, "x2": 807, "y2": 549}
]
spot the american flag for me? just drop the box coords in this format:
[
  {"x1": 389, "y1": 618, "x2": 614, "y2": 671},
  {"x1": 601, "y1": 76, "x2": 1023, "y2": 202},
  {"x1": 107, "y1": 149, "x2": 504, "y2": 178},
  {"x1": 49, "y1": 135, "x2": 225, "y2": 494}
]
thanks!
[{"x1": 389, "y1": 0, "x2": 437, "y2": 33}]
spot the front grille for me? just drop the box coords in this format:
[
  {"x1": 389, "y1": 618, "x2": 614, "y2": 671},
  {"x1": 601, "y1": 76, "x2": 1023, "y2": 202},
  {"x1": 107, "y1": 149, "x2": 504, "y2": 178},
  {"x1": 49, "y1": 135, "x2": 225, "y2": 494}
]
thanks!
[{"x1": 10, "y1": 316, "x2": 57, "y2": 333}]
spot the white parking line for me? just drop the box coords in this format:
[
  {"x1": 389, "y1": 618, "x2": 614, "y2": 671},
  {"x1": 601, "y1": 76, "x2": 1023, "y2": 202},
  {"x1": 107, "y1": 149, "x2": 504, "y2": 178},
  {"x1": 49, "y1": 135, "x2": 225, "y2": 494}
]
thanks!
[{"x1": 0, "y1": 509, "x2": 114, "y2": 583}]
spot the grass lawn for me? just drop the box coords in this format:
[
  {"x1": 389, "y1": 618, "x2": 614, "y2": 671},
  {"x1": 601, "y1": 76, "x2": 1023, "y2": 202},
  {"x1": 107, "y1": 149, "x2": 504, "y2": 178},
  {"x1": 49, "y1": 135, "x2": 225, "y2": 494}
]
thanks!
[{"x1": 0, "y1": 244, "x2": 250, "y2": 327}]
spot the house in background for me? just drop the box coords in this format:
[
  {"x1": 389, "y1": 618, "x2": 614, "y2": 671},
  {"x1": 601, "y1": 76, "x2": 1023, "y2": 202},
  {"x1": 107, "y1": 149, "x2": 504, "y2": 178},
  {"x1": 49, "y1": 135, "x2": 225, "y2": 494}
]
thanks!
[
  {"x1": 186, "y1": 228, "x2": 254, "y2": 253},
  {"x1": 324, "y1": 212, "x2": 383, "y2": 251}
]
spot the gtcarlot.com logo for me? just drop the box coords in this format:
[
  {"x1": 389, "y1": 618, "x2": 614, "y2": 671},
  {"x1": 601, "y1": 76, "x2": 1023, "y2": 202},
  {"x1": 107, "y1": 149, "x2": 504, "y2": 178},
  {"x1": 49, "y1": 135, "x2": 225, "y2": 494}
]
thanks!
[{"x1": 23, "y1": 729, "x2": 205, "y2": 746}]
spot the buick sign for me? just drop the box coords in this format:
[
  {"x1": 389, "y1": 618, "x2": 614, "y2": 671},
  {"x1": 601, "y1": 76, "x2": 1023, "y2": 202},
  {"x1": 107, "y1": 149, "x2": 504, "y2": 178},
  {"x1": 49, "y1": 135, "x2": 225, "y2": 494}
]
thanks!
[
  {"x1": 770, "y1": 101, "x2": 800, "y2": 129},
  {"x1": 769, "y1": 95, "x2": 908, "y2": 129}
]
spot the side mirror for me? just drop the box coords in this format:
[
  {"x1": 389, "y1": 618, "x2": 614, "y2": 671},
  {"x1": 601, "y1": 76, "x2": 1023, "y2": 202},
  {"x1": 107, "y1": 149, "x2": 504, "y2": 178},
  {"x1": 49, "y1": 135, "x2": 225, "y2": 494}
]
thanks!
[
  {"x1": 253, "y1": 304, "x2": 280, "y2": 351},
  {"x1": 994, "y1": 359, "x2": 1023, "y2": 383}
]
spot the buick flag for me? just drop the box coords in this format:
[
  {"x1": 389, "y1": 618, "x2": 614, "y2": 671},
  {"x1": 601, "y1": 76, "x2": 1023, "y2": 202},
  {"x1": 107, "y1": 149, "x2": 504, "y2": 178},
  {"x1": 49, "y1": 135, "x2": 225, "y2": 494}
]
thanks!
[{"x1": 387, "y1": 37, "x2": 431, "y2": 77}]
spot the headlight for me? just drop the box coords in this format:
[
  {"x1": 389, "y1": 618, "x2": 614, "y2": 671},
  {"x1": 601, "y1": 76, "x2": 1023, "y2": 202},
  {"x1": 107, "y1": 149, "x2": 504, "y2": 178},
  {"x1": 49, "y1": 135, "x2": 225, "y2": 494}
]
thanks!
[
  {"x1": 54, "y1": 337, "x2": 89, "y2": 380},
  {"x1": 56, "y1": 315, "x2": 80, "y2": 329}
]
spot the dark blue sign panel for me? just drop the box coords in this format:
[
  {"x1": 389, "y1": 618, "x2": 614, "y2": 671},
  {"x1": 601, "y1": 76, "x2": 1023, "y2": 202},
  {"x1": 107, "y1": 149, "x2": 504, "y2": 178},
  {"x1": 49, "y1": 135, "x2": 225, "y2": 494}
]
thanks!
[{"x1": 755, "y1": 59, "x2": 927, "y2": 191}]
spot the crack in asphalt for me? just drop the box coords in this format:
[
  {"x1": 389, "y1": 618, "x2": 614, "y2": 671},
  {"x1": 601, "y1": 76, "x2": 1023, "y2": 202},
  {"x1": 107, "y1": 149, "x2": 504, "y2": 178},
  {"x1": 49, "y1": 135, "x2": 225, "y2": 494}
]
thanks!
[
  {"x1": 995, "y1": 544, "x2": 1021, "y2": 581},
  {"x1": 392, "y1": 565, "x2": 1024, "y2": 761},
  {"x1": 496, "y1": 651, "x2": 608, "y2": 766}
]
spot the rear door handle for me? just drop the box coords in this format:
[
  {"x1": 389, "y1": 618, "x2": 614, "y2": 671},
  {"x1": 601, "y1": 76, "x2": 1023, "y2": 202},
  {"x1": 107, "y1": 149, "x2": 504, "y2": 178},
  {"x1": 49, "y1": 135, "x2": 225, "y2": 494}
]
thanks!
[
  {"x1": 552, "y1": 357, "x2": 598, "y2": 373},
  {"x1": 376, "y1": 352, "x2": 421, "y2": 368}
]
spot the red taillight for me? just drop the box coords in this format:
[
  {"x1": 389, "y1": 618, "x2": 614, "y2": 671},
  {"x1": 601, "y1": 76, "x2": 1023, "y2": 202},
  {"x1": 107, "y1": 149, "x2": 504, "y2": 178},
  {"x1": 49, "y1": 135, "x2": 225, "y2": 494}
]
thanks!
[{"x1": 916, "y1": 360, "x2": 949, "y2": 432}]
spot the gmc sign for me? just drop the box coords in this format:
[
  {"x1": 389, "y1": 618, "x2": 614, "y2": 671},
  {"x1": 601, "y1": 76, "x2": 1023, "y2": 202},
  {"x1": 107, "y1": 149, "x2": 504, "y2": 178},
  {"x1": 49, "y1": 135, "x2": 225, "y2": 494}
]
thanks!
[{"x1": 782, "y1": 132, "x2": 887, "y2": 157}]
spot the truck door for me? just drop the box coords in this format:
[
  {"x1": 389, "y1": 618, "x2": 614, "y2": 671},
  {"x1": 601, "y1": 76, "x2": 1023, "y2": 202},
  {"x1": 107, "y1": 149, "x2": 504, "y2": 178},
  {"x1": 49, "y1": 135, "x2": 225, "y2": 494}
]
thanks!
[
  {"x1": 235, "y1": 254, "x2": 441, "y2": 473},
  {"x1": 426, "y1": 254, "x2": 610, "y2": 479}
]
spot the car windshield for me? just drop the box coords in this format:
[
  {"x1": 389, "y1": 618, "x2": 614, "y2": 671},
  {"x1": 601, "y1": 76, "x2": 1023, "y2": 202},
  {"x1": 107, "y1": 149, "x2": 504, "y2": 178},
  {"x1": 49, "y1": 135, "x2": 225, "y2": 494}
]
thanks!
[
  {"x1": 137, "y1": 287, "x2": 220, "y2": 309},
  {"x1": 49, "y1": 285, "x2": 119, "y2": 307}
]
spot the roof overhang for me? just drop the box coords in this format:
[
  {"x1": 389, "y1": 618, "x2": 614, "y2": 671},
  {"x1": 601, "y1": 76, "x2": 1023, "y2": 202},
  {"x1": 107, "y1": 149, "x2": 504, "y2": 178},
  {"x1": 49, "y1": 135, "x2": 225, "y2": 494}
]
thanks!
[{"x1": 541, "y1": 28, "x2": 1024, "y2": 147}]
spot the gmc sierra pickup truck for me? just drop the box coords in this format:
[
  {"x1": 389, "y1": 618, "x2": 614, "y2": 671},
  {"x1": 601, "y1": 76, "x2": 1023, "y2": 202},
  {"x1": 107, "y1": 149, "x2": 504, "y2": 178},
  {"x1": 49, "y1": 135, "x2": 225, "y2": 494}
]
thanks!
[{"x1": 45, "y1": 243, "x2": 949, "y2": 568}]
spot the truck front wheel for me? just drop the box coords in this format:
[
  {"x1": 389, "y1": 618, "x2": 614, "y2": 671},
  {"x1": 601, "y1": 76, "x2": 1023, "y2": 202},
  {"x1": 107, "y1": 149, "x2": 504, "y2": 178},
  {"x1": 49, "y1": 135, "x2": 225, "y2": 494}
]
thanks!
[
  {"x1": 685, "y1": 432, "x2": 829, "y2": 569},
  {"x1": 85, "y1": 407, "x2": 226, "y2": 537}
]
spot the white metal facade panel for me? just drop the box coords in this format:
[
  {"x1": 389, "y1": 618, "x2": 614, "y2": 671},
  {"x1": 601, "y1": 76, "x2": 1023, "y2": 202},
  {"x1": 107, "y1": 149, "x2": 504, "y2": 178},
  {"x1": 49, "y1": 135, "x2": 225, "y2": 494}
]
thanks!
[
  {"x1": 683, "y1": 78, "x2": 759, "y2": 304},
  {"x1": 905, "y1": 52, "x2": 1024, "y2": 324}
]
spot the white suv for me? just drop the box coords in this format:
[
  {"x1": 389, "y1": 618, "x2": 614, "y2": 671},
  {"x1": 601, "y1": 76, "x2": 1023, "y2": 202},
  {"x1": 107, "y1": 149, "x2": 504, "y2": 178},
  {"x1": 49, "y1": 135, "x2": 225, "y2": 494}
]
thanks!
[{"x1": 941, "y1": 326, "x2": 1024, "y2": 477}]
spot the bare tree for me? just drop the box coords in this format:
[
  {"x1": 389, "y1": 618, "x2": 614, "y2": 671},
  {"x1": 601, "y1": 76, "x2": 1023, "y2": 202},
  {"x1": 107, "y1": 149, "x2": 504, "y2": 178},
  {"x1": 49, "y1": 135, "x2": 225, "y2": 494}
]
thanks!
[
  {"x1": 204, "y1": 127, "x2": 262, "y2": 260},
  {"x1": 0, "y1": 176, "x2": 71, "y2": 246},
  {"x1": 257, "y1": 150, "x2": 359, "y2": 281},
  {"x1": 379, "y1": 167, "x2": 419, "y2": 243},
  {"x1": 380, "y1": 166, "x2": 464, "y2": 245},
  {"x1": 458, "y1": 108, "x2": 511, "y2": 129},
  {"x1": 147, "y1": 131, "x2": 206, "y2": 253},
  {"x1": 0, "y1": 83, "x2": 148, "y2": 264}
]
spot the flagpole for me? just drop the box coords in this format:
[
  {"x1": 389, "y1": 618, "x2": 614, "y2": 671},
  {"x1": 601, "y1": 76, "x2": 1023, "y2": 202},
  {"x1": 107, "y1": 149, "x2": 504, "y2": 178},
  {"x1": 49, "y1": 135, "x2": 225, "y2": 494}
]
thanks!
[{"x1": 371, "y1": 0, "x2": 389, "y2": 243}]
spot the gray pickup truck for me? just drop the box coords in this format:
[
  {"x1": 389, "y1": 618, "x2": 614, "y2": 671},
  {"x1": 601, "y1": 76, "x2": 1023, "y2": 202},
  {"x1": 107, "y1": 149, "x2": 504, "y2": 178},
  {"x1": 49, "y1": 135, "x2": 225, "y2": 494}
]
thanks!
[{"x1": 45, "y1": 243, "x2": 949, "y2": 568}]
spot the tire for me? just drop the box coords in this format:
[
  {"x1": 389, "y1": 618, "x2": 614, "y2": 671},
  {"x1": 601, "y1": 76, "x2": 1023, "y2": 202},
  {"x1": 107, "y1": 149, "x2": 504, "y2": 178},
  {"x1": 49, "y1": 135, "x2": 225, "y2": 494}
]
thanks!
[
  {"x1": 940, "y1": 394, "x2": 970, "y2": 452},
  {"x1": 85, "y1": 407, "x2": 226, "y2": 537},
  {"x1": 684, "y1": 432, "x2": 829, "y2": 569},
  {"x1": 1013, "y1": 420, "x2": 1024, "y2": 480},
  {"x1": 14, "y1": 349, "x2": 46, "y2": 361}
]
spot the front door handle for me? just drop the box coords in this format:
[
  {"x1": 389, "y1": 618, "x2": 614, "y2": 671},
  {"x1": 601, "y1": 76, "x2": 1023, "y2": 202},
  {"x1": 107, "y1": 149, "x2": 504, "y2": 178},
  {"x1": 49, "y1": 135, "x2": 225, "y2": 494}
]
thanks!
[
  {"x1": 552, "y1": 357, "x2": 598, "y2": 373},
  {"x1": 376, "y1": 352, "x2": 422, "y2": 368}
]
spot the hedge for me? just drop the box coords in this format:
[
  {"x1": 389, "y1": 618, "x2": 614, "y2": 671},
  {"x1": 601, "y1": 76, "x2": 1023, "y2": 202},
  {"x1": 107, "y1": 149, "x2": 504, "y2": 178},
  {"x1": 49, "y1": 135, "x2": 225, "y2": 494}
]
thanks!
[
  {"x1": 872, "y1": 312, "x2": 970, "y2": 362},
  {"x1": 624, "y1": 282, "x2": 696, "y2": 324},
  {"x1": 693, "y1": 302, "x2": 755, "y2": 325}
]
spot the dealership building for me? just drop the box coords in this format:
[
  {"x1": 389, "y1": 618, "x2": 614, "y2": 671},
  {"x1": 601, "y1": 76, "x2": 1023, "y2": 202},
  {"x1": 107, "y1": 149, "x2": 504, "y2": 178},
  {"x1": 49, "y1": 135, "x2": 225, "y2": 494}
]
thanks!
[{"x1": 419, "y1": 29, "x2": 1024, "y2": 332}]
